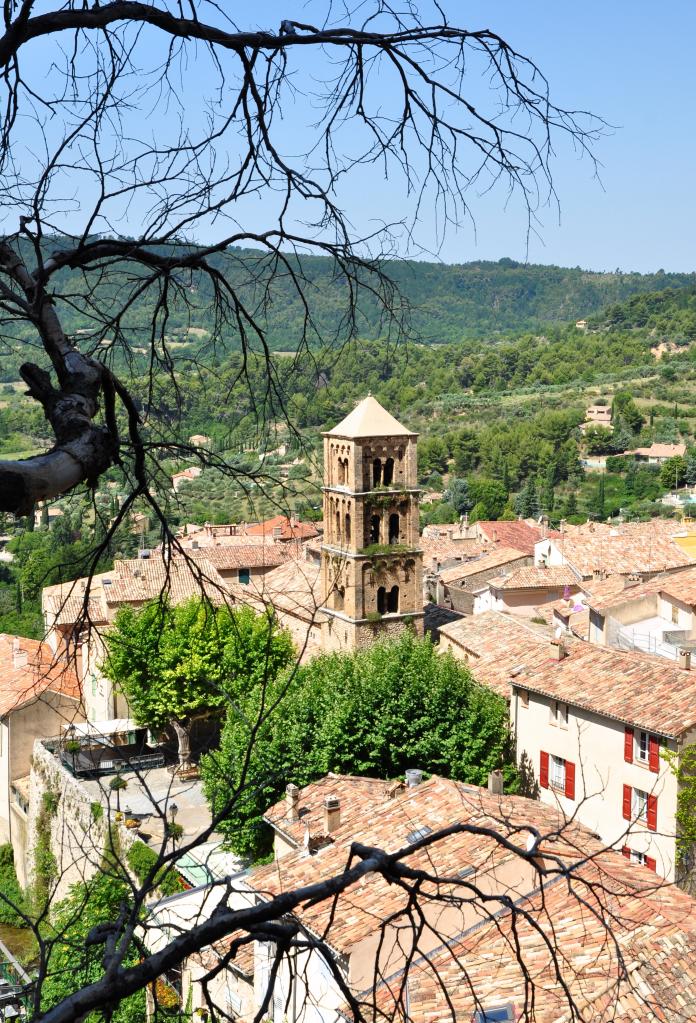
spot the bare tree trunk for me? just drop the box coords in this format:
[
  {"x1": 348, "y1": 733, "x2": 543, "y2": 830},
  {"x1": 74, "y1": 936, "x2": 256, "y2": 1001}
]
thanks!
[{"x1": 171, "y1": 719, "x2": 192, "y2": 773}]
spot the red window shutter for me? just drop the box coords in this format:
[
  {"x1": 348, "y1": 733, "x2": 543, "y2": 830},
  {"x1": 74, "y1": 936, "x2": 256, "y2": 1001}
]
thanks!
[
  {"x1": 540, "y1": 751, "x2": 549, "y2": 789},
  {"x1": 621, "y1": 846, "x2": 631, "y2": 859},
  {"x1": 645, "y1": 856, "x2": 657, "y2": 872},
  {"x1": 565, "y1": 760, "x2": 576, "y2": 800},
  {"x1": 624, "y1": 726, "x2": 634, "y2": 763},
  {"x1": 648, "y1": 735, "x2": 660, "y2": 773},
  {"x1": 647, "y1": 794, "x2": 658, "y2": 832},
  {"x1": 622, "y1": 784, "x2": 631, "y2": 821}
]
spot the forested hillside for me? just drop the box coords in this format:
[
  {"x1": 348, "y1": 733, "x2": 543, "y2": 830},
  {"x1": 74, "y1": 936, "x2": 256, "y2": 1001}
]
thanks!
[{"x1": 2, "y1": 241, "x2": 695, "y2": 386}]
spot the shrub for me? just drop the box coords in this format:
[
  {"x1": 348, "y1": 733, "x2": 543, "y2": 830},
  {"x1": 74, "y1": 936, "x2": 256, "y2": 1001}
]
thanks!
[{"x1": 126, "y1": 841, "x2": 185, "y2": 897}]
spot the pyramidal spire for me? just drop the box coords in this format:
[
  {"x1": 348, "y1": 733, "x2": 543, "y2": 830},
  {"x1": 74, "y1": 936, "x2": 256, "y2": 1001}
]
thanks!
[{"x1": 326, "y1": 396, "x2": 414, "y2": 438}]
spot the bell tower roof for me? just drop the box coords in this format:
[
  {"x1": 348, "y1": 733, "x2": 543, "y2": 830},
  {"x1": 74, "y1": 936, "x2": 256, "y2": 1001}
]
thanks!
[{"x1": 325, "y1": 396, "x2": 415, "y2": 439}]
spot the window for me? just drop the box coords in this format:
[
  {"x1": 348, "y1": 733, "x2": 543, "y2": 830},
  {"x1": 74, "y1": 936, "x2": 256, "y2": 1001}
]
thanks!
[
  {"x1": 406, "y1": 825, "x2": 433, "y2": 845},
  {"x1": 387, "y1": 584, "x2": 399, "y2": 613},
  {"x1": 671, "y1": 603, "x2": 679, "y2": 625},
  {"x1": 383, "y1": 457, "x2": 394, "y2": 485},
  {"x1": 549, "y1": 700, "x2": 568, "y2": 728},
  {"x1": 472, "y1": 1006, "x2": 516, "y2": 1023},
  {"x1": 372, "y1": 457, "x2": 382, "y2": 487},
  {"x1": 550, "y1": 755, "x2": 566, "y2": 791},
  {"x1": 377, "y1": 586, "x2": 386, "y2": 614},
  {"x1": 345, "y1": 512, "x2": 351, "y2": 544},
  {"x1": 388, "y1": 512, "x2": 400, "y2": 544},
  {"x1": 369, "y1": 514, "x2": 381, "y2": 545},
  {"x1": 238, "y1": 568, "x2": 250, "y2": 585},
  {"x1": 636, "y1": 731, "x2": 649, "y2": 763},
  {"x1": 630, "y1": 849, "x2": 647, "y2": 866},
  {"x1": 633, "y1": 788, "x2": 648, "y2": 821},
  {"x1": 621, "y1": 847, "x2": 657, "y2": 871}
]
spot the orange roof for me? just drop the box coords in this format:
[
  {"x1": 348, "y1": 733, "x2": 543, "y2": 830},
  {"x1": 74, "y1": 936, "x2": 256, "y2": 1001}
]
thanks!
[
  {"x1": 252, "y1": 775, "x2": 603, "y2": 956},
  {"x1": 545, "y1": 522, "x2": 692, "y2": 577},
  {"x1": 245, "y1": 515, "x2": 319, "y2": 542},
  {"x1": 476, "y1": 520, "x2": 558, "y2": 555},
  {"x1": 488, "y1": 565, "x2": 579, "y2": 591},
  {"x1": 369, "y1": 852, "x2": 696, "y2": 1023},
  {"x1": 587, "y1": 564, "x2": 696, "y2": 613},
  {"x1": 0, "y1": 634, "x2": 80, "y2": 716},
  {"x1": 624, "y1": 442, "x2": 686, "y2": 459},
  {"x1": 516, "y1": 641, "x2": 696, "y2": 737},
  {"x1": 439, "y1": 611, "x2": 555, "y2": 698},
  {"x1": 438, "y1": 547, "x2": 529, "y2": 586}
]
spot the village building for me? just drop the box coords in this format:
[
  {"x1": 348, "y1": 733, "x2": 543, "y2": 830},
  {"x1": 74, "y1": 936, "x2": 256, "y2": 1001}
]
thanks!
[
  {"x1": 484, "y1": 564, "x2": 581, "y2": 617},
  {"x1": 622, "y1": 442, "x2": 687, "y2": 464},
  {"x1": 0, "y1": 634, "x2": 82, "y2": 881},
  {"x1": 245, "y1": 514, "x2": 319, "y2": 544},
  {"x1": 436, "y1": 546, "x2": 531, "y2": 612},
  {"x1": 176, "y1": 773, "x2": 696, "y2": 1023},
  {"x1": 320, "y1": 396, "x2": 424, "y2": 651},
  {"x1": 578, "y1": 403, "x2": 612, "y2": 434},
  {"x1": 511, "y1": 638, "x2": 696, "y2": 882},
  {"x1": 583, "y1": 563, "x2": 696, "y2": 659},
  {"x1": 535, "y1": 519, "x2": 694, "y2": 579},
  {"x1": 171, "y1": 465, "x2": 202, "y2": 492}
]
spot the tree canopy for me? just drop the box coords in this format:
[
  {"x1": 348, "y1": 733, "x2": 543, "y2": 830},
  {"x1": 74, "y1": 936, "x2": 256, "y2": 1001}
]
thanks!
[{"x1": 201, "y1": 632, "x2": 517, "y2": 858}]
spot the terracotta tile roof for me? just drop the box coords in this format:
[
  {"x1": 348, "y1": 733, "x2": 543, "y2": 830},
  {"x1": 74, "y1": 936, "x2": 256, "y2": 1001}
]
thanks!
[
  {"x1": 544, "y1": 523, "x2": 693, "y2": 577},
  {"x1": 189, "y1": 544, "x2": 290, "y2": 572},
  {"x1": 229, "y1": 559, "x2": 324, "y2": 626},
  {"x1": 438, "y1": 548, "x2": 529, "y2": 586},
  {"x1": 517, "y1": 640, "x2": 696, "y2": 737},
  {"x1": 195, "y1": 933, "x2": 255, "y2": 979},
  {"x1": 587, "y1": 564, "x2": 696, "y2": 613},
  {"x1": 419, "y1": 534, "x2": 485, "y2": 567},
  {"x1": 245, "y1": 515, "x2": 319, "y2": 542},
  {"x1": 264, "y1": 774, "x2": 393, "y2": 850},
  {"x1": 252, "y1": 776, "x2": 603, "y2": 957},
  {"x1": 438, "y1": 611, "x2": 555, "y2": 698},
  {"x1": 369, "y1": 852, "x2": 696, "y2": 1023},
  {"x1": 0, "y1": 633, "x2": 80, "y2": 716},
  {"x1": 542, "y1": 598, "x2": 591, "y2": 640},
  {"x1": 488, "y1": 565, "x2": 579, "y2": 591},
  {"x1": 476, "y1": 520, "x2": 558, "y2": 555},
  {"x1": 103, "y1": 556, "x2": 230, "y2": 606},
  {"x1": 624, "y1": 442, "x2": 687, "y2": 459}
]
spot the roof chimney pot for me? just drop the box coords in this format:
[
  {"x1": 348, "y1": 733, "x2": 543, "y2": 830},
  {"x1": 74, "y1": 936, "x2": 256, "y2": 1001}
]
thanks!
[
  {"x1": 488, "y1": 769, "x2": 504, "y2": 796},
  {"x1": 323, "y1": 795, "x2": 341, "y2": 834},
  {"x1": 550, "y1": 639, "x2": 566, "y2": 661},
  {"x1": 286, "y1": 783, "x2": 300, "y2": 822},
  {"x1": 405, "y1": 768, "x2": 424, "y2": 788},
  {"x1": 678, "y1": 649, "x2": 691, "y2": 671}
]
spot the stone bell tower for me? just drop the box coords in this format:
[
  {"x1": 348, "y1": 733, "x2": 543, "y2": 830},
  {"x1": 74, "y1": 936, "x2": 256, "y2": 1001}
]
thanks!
[{"x1": 320, "y1": 396, "x2": 423, "y2": 652}]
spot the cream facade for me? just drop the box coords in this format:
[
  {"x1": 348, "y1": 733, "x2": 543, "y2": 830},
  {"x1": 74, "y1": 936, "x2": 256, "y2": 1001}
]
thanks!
[{"x1": 511, "y1": 684, "x2": 688, "y2": 881}]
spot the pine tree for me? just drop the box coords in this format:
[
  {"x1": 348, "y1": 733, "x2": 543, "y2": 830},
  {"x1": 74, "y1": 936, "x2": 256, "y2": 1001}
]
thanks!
[
  {"x1": 686, "y1": 455, "x2": 696, "y2": 486},
  {"x1": 565, "y1": 491, "x2": 578, "y2": 517},
  {"x1": 595, "y1": 476, "x2": 606, "y2": 521}
]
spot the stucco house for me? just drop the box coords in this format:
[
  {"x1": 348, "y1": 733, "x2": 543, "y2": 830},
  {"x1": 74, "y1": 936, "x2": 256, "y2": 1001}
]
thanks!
[
  {"x1": 484, "y1": 564, "x2": 580, "y2": 617},
  {"x1": 177, "y1": 772, "x2": 696, "y2": 1022},
  {"x1": 0, "y1": 633, "x2": 82, "y2": 874},
  {"x1": 511, "y1": 637, "x2": 696, "y2": 882},
  {"x1": 436, "y1": 546, "x2": 531, "y2": 612}
]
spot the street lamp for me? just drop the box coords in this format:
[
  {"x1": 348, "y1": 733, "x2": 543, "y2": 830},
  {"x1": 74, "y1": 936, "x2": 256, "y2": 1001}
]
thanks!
[{"x1": 168, "y1": 801, "x2": 179, "y2": 849}]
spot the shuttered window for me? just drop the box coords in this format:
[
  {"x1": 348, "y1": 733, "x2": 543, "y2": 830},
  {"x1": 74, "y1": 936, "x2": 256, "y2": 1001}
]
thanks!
[
  {"x1": 540, "y1": 751, "x2": 549, "y2": 789},
  {"x1": 624, "y1": 726, "x2": 633, "y2": 764}
]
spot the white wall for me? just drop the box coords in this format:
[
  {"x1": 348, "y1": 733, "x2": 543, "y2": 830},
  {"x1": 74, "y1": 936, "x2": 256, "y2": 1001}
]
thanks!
[
  {"x1": 511, "y1": 687, "x2": 679, "y2": 881},
  {"x1": 658, "y1": 594, "x2": 694, "y2": 631}
]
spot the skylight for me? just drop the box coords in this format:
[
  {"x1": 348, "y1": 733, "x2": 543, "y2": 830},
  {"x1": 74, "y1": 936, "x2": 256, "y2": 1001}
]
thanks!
[{"x1": 406, "y1": 825, "x2": 433, "y2": 845}]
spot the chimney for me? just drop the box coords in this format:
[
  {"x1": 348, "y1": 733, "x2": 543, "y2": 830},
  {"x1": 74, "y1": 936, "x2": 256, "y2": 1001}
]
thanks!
[
  {"x1": 12, "y1": 638, "x2": 28, "y2": 669},
  {"x1": 385, "y1": 780, "x2": 404, "y2": 800},
  {"x1": 323, "y1": 795, "x2": 341, "y2": 834},
  {"x1": 678, "y1": 649, "x2": 691, "y2": 671},
  {"x1": 549, "y1": 639, "x2": 566, "y2": 661},
  {"x1": 285, "y1": 783, "x2": 300, "y2": 822},
  {"x1": 405, "y1": 768, "x2": 423, "y2": 788},
  {"x1": 492, "y1": 527, "x2": 498, "y2": 543},
  {"x1": 488, "y1": 770, "x2": 504, "y2": 796}
]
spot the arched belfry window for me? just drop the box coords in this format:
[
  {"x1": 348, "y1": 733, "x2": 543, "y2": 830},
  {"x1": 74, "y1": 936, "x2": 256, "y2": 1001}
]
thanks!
[
  {"x1": 338, "y1": 458, "x2": 346, "y2": 485},
  {"x1": 387, "y1": 585, "x2": 399, "y2": 613},
  {"x1": 335, "y1": 586, "x2": 345, "y2": 611},
  {"x1": 388, "y1": 513, "x2": 400, "y2": 544},
  {"x1": 383, "y1": 457, "x2": 394, "y2": 486},
  {"x1": 345, "y1": 512, "x2": 351, "y2": 544},
  {"x1": 373, "y1": 458, "x2": 382, "y2": 487},
  {"x1": 335, "y1": 510, "x2": 341, "y2": 543},
  {"x1": 377, "y1": 586, "x2": 387, "y2": 614},
  {"x1": 369, "y1": 514, "x2": 381, "y2": 545}
]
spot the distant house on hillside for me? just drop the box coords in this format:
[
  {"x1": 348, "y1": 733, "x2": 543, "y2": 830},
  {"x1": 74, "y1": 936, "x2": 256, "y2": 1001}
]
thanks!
[
  {"x1": 171, "y1": 466, "x2": 202, "y2": 492},
  {"x1": 188, "y1": 434, "x2": 211, "y2": 448},
  {"x1": 622, "y1": 442, "x2": 686, "y2": 464},
  {"x1": 579, "y1": 404, "x2": 612, "y2": 434},
  {"x1": 245, "y1": 514, "x2": 319, "y2": 543}
]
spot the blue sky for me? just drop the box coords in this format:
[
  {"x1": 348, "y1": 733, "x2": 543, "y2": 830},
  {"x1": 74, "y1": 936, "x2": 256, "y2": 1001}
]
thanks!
[{"x1": 20, "y1": 2, "x2": 696, "y2": 273}]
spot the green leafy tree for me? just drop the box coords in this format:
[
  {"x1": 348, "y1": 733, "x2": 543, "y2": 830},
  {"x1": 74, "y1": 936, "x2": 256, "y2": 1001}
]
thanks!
[
  {"x1": 468, "y1": 478, "x2": 508, "y2": 520},
  {"x1": 660, "y1": 456, "x2": 687, "y2": 491},
  {"x1": 515, "y1": 478, "x2": 540, "y2": 518},
  {"x1": 686, "y1": 455, "x2": 696, "y2": 486},
  {"x1": 40, "y1": 864, "x2": 146, "y2": 1023},
  {"x1": 201, "y1": 633, "x2": 516, "y2": 858},
  {"x1": 103, "y1": 599, "x2": 294, "y2": 771},
  {"x1": 443, "y1": 477, "x2": 472, "y2": 516},
  {"x1": 584, "y1": 425, "x2": 615, "y2": 455},
  {"x1": 611, "y1": 391, "x2": 644, "y2": 432}
]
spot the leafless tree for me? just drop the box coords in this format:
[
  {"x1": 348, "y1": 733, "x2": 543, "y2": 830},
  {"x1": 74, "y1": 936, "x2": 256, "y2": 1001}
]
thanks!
[{"x1": 2, "y1": 5, "x2": 675, "y2": 1023}]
